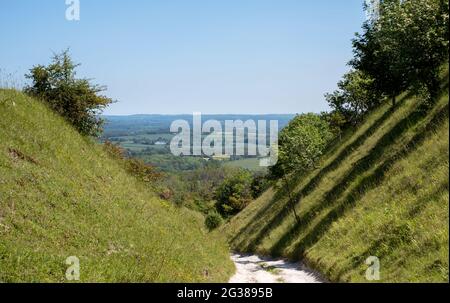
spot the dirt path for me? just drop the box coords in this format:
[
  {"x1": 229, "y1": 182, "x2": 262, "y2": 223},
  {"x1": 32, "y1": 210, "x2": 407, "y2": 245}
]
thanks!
[{"x1": 229, "y1": 253, "x2": 324, "y2": 283}]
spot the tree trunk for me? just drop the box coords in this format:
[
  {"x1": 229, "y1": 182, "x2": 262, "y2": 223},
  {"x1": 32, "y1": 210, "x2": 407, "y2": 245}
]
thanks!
[{"x1": 282, "y1": 176, "x2": 300, "y2": 223}]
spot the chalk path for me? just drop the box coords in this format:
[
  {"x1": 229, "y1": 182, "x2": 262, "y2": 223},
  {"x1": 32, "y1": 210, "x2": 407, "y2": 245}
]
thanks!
[{"x1": 229, "y1": 253, "x2": 324, "y2": 283}]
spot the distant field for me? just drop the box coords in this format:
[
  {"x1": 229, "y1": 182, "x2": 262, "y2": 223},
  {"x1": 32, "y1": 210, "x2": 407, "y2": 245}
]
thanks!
[
  {"x1": 105, "y1": 124, "x2": 284, "y2": 172},
  {"x1": 102, "y1": 114, "x2": 295, "y2": 138},
  {"x1": 102, "y1": 114, "x2": 294, "y2": 166},
  {"x1": 223, "y1": 158, "x2": 266, "y2": 172},
  {"x1": 112, "y1": 133, "x2": 174, "y2": 142},
  {"x1": 118, "y1": 142, "x2": 169, "y2": 153}
]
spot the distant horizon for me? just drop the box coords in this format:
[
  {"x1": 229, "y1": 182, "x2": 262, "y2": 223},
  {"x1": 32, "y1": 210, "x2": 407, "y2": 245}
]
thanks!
[
  {"x1": 102, "y1": 113, "x2": 298, "y2": 117},
  {"x1": 1, "y1": 0, "x2": 366, "y2": 115}
]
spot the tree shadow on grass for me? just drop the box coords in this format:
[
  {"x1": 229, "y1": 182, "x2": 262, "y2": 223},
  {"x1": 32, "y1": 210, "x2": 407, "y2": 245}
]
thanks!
[
  {"x1": 406, "y1": 182, "x2": 449, "y2": 219},
  {"x1": 332, "y1": 182, "x2": 449, "y2": 281},
  {"x1": 231, "y1": 93, "x2": 411, "y2": 251},
  {"x1": 297, "y1": 92, "x2": 413, "y2": 200},
  {"x1": 231, "y1": 77, "x2": 448, "y2": 253},
  {"x1": 270, "y1": 101, "x2": 448, "y2": 260}
]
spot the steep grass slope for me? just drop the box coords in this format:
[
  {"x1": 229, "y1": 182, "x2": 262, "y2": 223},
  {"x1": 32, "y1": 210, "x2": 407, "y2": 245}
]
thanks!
[
  {"x1": 0, "y1": 89, "x2": 234, "y2": 282},
  {"x1": 226, "y1": 72, "x2": 449, "y2": 282}
]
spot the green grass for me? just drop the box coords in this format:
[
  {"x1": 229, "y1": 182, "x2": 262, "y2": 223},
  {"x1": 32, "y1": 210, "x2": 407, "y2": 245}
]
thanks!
[
  {"x1": 0, "y1": 89, "x2": 234, "y2": 282},
  {"x1": 225, "y1": 71, "x2": 449, "y2": 282}
]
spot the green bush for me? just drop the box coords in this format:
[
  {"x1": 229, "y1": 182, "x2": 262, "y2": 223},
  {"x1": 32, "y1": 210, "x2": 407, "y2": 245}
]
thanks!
[
  {"x1": 250, "y1": 172, "x2": 270, "y2": 198},
  {"x1": 215, "y1": 169, "x2": 254, "y2": 217},
  {"x1": 103, "y1": 141, "x2": 162, "y2": 184},
  {"x1": 352, "y1": 0, "x2": 449, "y2": 103},
  {"x1": 269, "y1": 113, "x2": 334, "y2": 179},
  {"x1": 25, "y1": 50, "x2": 113, "y2": 136},
  {"x1": 325, "y1": 70, "x2": 381, "y2": 126},
  {"x1": 205, "y1": 211, "x2": 223, "y2": 230}
]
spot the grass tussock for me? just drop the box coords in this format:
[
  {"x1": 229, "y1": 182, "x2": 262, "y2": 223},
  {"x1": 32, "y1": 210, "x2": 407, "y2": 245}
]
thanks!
[{"x1": 0, "y1": 89, "x2": 234, "y2": 282}]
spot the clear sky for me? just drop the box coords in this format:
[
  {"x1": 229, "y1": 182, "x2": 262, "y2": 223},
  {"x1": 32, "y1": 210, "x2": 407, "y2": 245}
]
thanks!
[{"x1": 1, "y1": 0, "x2": 366, "y2": 115}]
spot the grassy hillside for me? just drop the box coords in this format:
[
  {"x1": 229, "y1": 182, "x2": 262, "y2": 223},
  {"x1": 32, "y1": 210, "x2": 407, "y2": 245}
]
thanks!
[
  {"x1": 225, "y1": 71, "x2": 449, "y2": 282},
  {"x1": 0, "y1": 89, "x2": 234, "y2": 282}
]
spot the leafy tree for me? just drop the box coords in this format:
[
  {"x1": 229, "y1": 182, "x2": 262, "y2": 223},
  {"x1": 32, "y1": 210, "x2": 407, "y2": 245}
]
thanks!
[
  {"x1": 320, "y1": 111, "x2": 347, "y2": 140},
  {"x1": 215, "y1": 169, "x2": 254, "y2": 217},
  {"x1": 250, "y1": 172, "x2": 270, "y2": 199},
  {"x1": 352, "y1": 0, "x2": 449, "y2": 104},
  {"x1": 25, "y1": 50, "x2": 113, "y2": 136},
  {"x1": 269, "y1": 113, "x2": 333, "y2": 222},
  {"x1": 325, "y1": 70, "x2": 381, "y2": 126},
  {"x1": 396, "y1": 0, "x2": 449, "y2": 99}
]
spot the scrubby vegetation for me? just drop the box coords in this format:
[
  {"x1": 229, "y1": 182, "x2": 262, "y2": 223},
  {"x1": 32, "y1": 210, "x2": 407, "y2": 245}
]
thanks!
[
  {"x1": 25, "y1": 50, "x2": 113, "y2": 137},
  {"x1": 103, "y1": 141, "x2": 162, "y2": 186},
  {"x1": 150, "y1": 164, "x2": 269, "y2": 229},
  {"x1": 205, "y1": 211, "x2": 224, "y2": 231},
  {"x1": 215, "y1": 169, "x2": 255, "y2": 218}
]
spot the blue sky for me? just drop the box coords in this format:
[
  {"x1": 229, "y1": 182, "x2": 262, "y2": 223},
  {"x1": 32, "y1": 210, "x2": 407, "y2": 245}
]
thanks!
[{"x1": 1, "y1": 0, "x2": 366, "y2": 115}]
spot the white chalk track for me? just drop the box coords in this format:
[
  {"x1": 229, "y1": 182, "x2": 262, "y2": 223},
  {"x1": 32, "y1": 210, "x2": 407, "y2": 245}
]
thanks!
[{"x1": 229, "y1": 254, "x2": 324, "y2": 283}]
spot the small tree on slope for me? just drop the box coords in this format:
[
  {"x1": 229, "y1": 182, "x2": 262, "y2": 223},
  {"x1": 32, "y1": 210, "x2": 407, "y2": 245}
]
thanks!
[
  {"x1": 25, "y1": 50, "x2": 113, "y2": 137},
  {"x1": 269, "y1": 114, "x2": 333, "y2": 223}
]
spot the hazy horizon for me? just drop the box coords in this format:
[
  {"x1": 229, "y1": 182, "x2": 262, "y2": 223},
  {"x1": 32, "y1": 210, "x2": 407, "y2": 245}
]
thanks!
[
  {"x1": 102, "y1": 113, "x2": 298, "y2": 116},
  {"x1": 1, "y1": 0, "x2": 366, "y2": 115}
]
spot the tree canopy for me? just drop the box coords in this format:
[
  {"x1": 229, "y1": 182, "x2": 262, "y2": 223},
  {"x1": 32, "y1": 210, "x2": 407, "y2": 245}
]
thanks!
[
  {"x1": 352, "y1": 0, "x2": 449, "y2": 102},
  {"x1": 25, "y1": 50, "x2": 113, "y2": 136},
  {"x1": 269, "y1": 113, "x2": 333, "y2": 179},
  {"x1": 215, "y1": 169, "x2": 254, "y2": 217},
  {"x1": 327, "y1": 0, "x2": 449, "y2": 131}
]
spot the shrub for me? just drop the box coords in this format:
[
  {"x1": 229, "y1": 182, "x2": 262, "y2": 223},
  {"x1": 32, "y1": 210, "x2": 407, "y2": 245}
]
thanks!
[
  {"x1": 325, "y1": 70, "x2": 381, "y2": 126},
  {"x1": 205, "y1": 211, "x2": 223, "y2": 230},
  {"x1": 103, "y1": 141, "x2": 162, "y2": 184},
  {"x1": 125, "y1": 158, "x2": 162, "y2": 184},
  {"x1": 250, "y1": 172, "x2": 270, "y2": 198},
  {"x1": 159, "y1": 188, "x2": 173, "y2": 201},
  {"x1": 25, "y1": 50, "x2": 113, "y2": 136},
  {"x1": 103, "y1": 140, "x2": 127, "y2": 160},
  {"x1": 215, "y1": 169, "x2": 253, "y2": 217}
]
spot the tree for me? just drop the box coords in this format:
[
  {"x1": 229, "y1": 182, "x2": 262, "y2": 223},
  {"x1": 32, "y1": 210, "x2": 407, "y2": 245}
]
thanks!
[
  {"x1": 215, "y1": 169, "x2": 254, "y2": 217},
  {"x1": 325, "y1": 70, "x2": 381, "y2": 126},
  {"x1": 351, "y1": 15, "x2": 408, "y2": 106},
  {"x1": 250, "y1": 171, "x2": 270, "y2": 199},
  {"x1": 25, "y1": 50, "x2": 113, "y2": 136},
  {"x1": 396, "y1": 0, "x2": 449, "y2": 99},
  {"x1": 320, "y1": 111, "x2": 347, "y2": 141},
  {"x1": 269, "y1": 114, "x2": 333, "y2": 222},
  {"x1": 352, "y1": 0, "x2": 449, "y2": 104}
]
